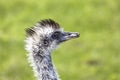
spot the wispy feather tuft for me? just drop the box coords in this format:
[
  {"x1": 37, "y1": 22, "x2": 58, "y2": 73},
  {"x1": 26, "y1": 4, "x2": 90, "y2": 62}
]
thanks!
[
  {"x1": 38, "y1": 19, "x2": 60, "y2": 29},
  {"x1": 25, "y1": 28, "x2": 35, "y2": 36}
]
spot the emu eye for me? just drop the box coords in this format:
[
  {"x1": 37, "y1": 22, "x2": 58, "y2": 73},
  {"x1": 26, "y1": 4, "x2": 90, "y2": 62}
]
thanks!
[
  {"x1": 52, "y1": 31, "x2": 61, "y2": 39},
  {"x1": 43, "y1": 39, "x2": 49, "y2": 46}
]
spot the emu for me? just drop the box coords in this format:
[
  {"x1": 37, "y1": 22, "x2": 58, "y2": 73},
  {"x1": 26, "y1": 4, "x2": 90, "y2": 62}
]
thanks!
[{"x1": 25, "y1": 19, "x2": 79, "y2": 80}]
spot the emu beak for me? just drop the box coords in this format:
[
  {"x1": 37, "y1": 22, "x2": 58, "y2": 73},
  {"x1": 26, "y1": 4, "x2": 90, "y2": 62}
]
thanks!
[{"x1": 60, "y1": 32, "x2": 80, "y2": 42}]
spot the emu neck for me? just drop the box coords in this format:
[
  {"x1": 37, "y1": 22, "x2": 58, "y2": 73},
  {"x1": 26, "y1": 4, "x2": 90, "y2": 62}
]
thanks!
[{"x1": 31, "y1": 48, "x2": 59, "y2": 80}]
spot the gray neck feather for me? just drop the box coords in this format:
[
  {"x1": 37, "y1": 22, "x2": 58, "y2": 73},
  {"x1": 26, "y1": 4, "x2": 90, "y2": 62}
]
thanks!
[{"x1": 29, "y1": 45, "x2": 60, "y2": 80}]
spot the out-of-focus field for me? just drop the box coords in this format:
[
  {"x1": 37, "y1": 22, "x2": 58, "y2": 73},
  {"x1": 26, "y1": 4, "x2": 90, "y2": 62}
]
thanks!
[{"x1": 0, "y1": 0, "x2": 120, "y2": 80}]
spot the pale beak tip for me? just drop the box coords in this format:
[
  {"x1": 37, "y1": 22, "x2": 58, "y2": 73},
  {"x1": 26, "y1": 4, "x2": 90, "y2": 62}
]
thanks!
[{"x1": 71, "y1": 32, "x2": 80, "y2": 38}]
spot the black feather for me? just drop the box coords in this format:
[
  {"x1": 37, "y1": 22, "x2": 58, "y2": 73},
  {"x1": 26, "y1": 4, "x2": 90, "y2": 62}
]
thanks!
[
  {"x1": 38, "y1": 19, "x2": 60, "y2": 29},
  {"x1": 25, "y1": 28, "x2": 35, "y2": 36}
]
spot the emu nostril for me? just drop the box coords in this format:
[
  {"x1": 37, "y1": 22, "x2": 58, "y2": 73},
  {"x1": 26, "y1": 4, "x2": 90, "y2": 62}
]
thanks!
[{"x1": 68, "y1": 33, "x2": 71, "y2": 35}]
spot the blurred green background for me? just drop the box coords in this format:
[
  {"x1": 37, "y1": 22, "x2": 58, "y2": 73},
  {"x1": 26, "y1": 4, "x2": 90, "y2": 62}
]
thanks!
[{"x1": 0, "y1": 0, "x2": 120, "y2": 80}]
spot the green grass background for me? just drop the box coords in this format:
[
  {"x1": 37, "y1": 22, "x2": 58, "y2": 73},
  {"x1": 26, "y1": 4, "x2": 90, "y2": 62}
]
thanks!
[{"x1": 0, "y1": 0, "x2": 120, "y2": 80}]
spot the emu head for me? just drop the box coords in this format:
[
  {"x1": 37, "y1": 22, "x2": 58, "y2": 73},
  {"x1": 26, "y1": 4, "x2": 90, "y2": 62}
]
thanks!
[{"x1": 25, "y1": 19, "x2": 79, "y2": 54}]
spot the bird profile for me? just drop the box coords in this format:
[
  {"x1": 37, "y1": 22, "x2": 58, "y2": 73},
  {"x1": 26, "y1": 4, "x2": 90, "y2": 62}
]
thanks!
[{"x1": 25, "y1": 19, "x2": 80, "y2": 80}]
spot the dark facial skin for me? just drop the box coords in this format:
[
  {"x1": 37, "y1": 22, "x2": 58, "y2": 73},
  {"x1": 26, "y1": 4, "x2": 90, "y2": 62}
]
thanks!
[{"x1": 42, "y1": 31, "x2": 80, "y2": 48}]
